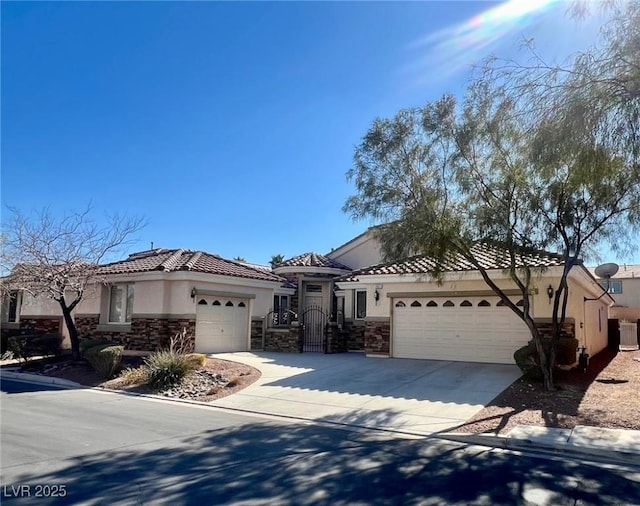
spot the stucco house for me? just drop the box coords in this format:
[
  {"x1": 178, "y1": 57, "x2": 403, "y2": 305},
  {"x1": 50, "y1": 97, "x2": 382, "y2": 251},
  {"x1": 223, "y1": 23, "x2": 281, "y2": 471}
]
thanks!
[
  {"x1": 2, "y1": 230, "x2": 614, "y2": 365},
  {"x1": 589, "y1": 264, "x2": 640, "y2": 321}
]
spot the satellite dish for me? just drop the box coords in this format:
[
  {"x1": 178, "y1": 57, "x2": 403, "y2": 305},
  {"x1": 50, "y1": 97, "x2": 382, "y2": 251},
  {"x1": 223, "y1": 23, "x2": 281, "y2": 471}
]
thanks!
[{"x1": 594, "y1": 263, "x2": 619, "y2": 279}]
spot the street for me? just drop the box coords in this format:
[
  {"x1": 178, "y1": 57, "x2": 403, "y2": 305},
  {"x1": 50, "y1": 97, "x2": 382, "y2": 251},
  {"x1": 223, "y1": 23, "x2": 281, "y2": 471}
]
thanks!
[{"x1": 1, "y1": 378, "x2": 639, "y2": 505}]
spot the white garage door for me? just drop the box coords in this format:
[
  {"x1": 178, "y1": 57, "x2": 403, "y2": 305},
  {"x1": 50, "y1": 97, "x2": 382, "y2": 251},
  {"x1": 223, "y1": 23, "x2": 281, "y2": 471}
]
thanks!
[
  {"x1": 195, "y1": 296, "x2": 249, "y2": 353},
  {"x1": 392, "y1": 296, "x2": 532, "y2": 364}
]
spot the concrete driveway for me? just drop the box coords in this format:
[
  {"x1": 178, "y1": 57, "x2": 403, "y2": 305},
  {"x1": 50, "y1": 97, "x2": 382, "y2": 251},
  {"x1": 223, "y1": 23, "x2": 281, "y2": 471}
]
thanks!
[{"x1": 210, "y1": 352, "x2": 521, "y2": 437}]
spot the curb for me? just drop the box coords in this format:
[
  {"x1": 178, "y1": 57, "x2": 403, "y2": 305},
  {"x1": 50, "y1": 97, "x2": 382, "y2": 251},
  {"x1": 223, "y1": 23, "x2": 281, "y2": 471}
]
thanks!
[
  {"x1": 436, "y1": 432, "x2": 640, "y2": 469},
  {"x1": 1, "y1": 370, "x2": 82, "y2": 389}
]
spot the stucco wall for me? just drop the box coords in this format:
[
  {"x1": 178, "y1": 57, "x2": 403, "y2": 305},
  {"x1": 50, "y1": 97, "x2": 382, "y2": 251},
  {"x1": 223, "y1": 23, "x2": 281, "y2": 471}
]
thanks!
[{"x1": 327, "y1": 234, "x2": 383, "y2": 270}]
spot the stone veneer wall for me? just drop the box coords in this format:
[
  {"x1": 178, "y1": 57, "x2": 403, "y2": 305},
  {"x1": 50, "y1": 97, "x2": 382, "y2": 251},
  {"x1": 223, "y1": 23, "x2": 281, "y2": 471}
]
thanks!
[
  {"x1": 251, "y1": 317, "x2": 265, "y2": 350},
  {"x1": 363, "y1": 318, "x2": 390, "y2": 356},
  {"x1": 13, "y1": 317, "x2": 63, "y2": 335},
  {"x1": 74, "y1": 315, "x2": 196, "y2": 351},
  {"x1": 343, "y1": 320, "x2": 365, "y2": 351},
  {"x1": 264, "y1": 325, "x2": 301, "y2": 352},
  {"x1": 534, "y1": 319, "x2": 575, "y2": 339}
]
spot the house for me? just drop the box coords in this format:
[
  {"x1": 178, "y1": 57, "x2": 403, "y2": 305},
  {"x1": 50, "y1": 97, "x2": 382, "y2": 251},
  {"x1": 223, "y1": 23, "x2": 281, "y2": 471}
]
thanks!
[
  {"x1": 2, "y1": 249, "x2": 293, "y2": 354},
  {"x1": 589, "y1": 264, "x2": 640, "y2": 321},
  {"x1": 1, "y1": 231, "x2": 614, "y2": 365}
]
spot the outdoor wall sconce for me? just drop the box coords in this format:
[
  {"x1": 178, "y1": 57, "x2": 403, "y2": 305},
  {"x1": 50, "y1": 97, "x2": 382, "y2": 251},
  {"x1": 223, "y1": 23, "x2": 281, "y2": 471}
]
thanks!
[
  {"x1": 191, "y1": 287, "x2": 197, "y2": 299},
  {"x1": 546, "y1": 284, "x2": 554, "y2": 304},
  {"x1": 374, "y1": 289, "x2": 380, "y2": 302}
]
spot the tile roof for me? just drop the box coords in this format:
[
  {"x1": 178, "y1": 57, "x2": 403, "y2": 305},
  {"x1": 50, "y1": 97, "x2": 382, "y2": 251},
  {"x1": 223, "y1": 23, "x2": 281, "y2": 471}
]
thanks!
[
  {"x1": 278, "y1": 252, "x2": 351, "y2": 271},
  {"x1": 99, "y1": 249, "x2": 285, "y2": 283},
  {"x1": 338, "y1": 243, "x2": 564, "y2": 281}
]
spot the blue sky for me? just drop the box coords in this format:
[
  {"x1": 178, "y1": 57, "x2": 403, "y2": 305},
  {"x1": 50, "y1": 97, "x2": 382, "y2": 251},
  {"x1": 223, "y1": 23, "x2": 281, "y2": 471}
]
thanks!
[{"x1": 2, "y1": 1, "x2": 635, "y2": 265}]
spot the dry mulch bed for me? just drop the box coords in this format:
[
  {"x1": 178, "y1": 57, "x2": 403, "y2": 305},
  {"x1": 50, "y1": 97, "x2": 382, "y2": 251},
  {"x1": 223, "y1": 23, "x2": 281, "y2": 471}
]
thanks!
[
  {"x1": 456, "y1": 348, "x2": 640, "y2": 435},
  {"x1": 1, "y1": 355, "x2": 261, "y2": 402}
]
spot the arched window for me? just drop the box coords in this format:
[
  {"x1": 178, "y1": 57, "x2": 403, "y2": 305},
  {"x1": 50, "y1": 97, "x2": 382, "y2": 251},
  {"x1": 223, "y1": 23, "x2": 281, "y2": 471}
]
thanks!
[
  {"x1": 443, "y1": 300, "x2": 454, "y2": 307},
  {"x1": 478, "y1": 300, "x2": 491, "y2": 307},
  {"x1": 197, "y1": 299, "x2": 208, "y2": 305},
  {"x1": 460, "y1": 300, "x2": 472, "y2": 307},
  {"x1": 410, "y1": 300, "x2": 422, "y2": 307},
  {"x1": 238, "y1": 301, "x2": 246, "y2": 308},
  {"x1": 516, "y1": 299, "x2": 524, "y2": 307},
  {"x1": 225, "y1": 301, "x2": 234, "y2": 307},
  {"x1": 496, "y1": 300, "x2": 506, "y2": 306},
  {"x1": 212, "y1": 300, "x2": 221, "y2": 306},
  {"x1": 426, "y1": 300, "x2": 438, "y2": 307},
  {"x1": 395, "y1": 301, "x2": 406, "y2": 308}
]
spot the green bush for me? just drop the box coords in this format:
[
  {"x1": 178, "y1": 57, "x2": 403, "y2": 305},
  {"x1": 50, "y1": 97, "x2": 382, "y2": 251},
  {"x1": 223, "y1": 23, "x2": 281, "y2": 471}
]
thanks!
[
  {"x1": 8, "y1": 334, "x2": 63, "y2": 362},
  {"x1": 79, "y1": 338, "x2": 112, "y2": 357},
  {"x1": 84, "y1": 344, "x2": 124, "y2": 379},
  {"x1": 144, "y1": 351, "x2": 198, "y2": 390}
]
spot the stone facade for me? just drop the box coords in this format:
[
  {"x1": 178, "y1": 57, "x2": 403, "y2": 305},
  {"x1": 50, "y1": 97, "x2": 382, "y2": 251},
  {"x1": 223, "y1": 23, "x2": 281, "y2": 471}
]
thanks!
[
  {"x1": 264, "y1": 325, "x2": 301, "y2": 353},
  {"x1": 363, "y1": 318, "x2": 390, "y2": 356},
  {"x1": 343, "y1": 320, "x2": 365, "y2": 351},
  {"x1": 534, "y1": 319, "x2": 575, "y2": 339},
  {"x1": 75, "y1": 315, "x2": 196, "y2": 351},
  {"x1": 250, "y1": 317, "x2": 265, "y2": 350}
]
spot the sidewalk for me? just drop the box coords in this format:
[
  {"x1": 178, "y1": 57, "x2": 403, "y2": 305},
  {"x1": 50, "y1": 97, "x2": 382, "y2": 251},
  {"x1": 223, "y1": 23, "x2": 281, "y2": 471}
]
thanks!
[{"x1": 439, "y1": 424, "x2": 640, "y2": 468}]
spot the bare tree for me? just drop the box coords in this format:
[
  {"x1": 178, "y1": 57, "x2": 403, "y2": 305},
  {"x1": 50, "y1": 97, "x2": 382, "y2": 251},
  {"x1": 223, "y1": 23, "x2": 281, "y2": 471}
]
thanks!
[{"x1": 2, "y1": 206, "x2": 145, "y2": 360}]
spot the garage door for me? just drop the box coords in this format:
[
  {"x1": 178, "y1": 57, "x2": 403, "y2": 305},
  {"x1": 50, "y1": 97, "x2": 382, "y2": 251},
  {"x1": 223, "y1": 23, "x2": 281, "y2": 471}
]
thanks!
[
  {"x1": 392, "y1": 296, "x2": 531, "y2": 364},
  {"x1": 195, "y1": 296, "x2": 249, "y2": 353}
]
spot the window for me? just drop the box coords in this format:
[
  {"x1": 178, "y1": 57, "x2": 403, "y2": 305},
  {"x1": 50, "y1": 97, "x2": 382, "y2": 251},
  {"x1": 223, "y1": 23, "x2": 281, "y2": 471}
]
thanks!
[
  {"x1": 600, "y1": 280, "x2": 623, "y2": 294},
  {"x1": 478, "y1": 300, "x2": 491, "y2": 307},
  {"x1": 395, "y1": 301, "x2": 406, "y2": 308},
  {"x1": 410, "y1": 300, "x2": 422, "y2": 307},
  {"x1": 426, "y1": 300, "x2": 438, "y2": 307},
  {"x1": 272, "y1": 294, "x2": 289, "y2": 325},
  {"x1": 443, "y1": 300, "x2": 454, "y2": 307},
  {"x1": 355, "y1": 290, "x2": 367, "y2": 319},
  {"x1": 2, "y1": 291, "x2": 21, "y2": 323},
  {"x1": 109, "y1": 284, "x2": 134, "y2": 323},
  {"x1": 460, "y1": 300, "x2": 472, "y2": 307}
]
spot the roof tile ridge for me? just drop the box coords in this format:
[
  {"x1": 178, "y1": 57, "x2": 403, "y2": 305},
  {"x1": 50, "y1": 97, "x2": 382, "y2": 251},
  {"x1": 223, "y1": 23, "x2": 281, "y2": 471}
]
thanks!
[
  {"x1": 157, "y1": 249, "x2": 184, "y2": 272},
  {"x1": 182, "y1": 251, "x2": 204, "y2": 271}
]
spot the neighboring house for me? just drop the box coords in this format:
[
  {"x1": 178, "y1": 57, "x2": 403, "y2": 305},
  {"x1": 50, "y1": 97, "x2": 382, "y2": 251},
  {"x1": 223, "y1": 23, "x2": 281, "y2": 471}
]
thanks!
[
  {"x1": 1, "y1": 248, "x2": 293, "y2": 354},
  {"x1": 1, "y1": 232, "x2": 614, "y2": 365},
  {"x1": 589, "y1": 264, "x2": 640, "y2": 321}
]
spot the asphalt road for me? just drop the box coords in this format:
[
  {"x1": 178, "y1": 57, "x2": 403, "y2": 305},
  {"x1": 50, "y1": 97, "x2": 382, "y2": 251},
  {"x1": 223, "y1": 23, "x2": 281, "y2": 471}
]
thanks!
[{"x1": 1, "y1": 377, "x2": 639, "y2": 505}]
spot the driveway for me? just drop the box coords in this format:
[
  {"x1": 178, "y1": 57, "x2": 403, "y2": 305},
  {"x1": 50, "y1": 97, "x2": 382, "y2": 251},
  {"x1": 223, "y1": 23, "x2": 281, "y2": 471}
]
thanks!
[{"x1": 210, "y1": 352, "x2": 521, "y2": 436}]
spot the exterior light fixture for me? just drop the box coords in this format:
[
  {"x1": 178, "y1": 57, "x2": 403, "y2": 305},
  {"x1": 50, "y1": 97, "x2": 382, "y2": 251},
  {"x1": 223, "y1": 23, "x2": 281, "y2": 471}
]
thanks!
[
  {"x1": 546, "y1": 285, "x2": 554, "y2": 304},
  {"x1": 374, "y1": 289, "x2": 380, "y2": 302},
  {"x1": 191, "y1": 287, "x2": 197, "y2": 299}
]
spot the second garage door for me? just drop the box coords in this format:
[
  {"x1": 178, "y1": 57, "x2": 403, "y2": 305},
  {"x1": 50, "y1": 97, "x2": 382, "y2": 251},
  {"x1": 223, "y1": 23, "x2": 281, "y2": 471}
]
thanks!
[
  {"x1": 195, "y1": 296, "x2": 249, "y2": 353},
  {"x1": 392, "y1": 296, "x2": 532, "y2": 364}
]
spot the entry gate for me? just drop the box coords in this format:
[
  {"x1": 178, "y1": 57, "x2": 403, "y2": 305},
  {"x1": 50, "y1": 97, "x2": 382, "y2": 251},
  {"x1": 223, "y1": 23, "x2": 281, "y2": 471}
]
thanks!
[{"x1": 301, "y1": 305, "x2": 328, "y2": 352}]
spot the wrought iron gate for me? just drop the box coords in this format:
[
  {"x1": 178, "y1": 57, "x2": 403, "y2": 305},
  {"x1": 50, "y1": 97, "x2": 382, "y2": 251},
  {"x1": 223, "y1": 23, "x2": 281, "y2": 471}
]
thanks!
[{"x1": 301, "y1": 305, "x2": 328, "y2": 352}]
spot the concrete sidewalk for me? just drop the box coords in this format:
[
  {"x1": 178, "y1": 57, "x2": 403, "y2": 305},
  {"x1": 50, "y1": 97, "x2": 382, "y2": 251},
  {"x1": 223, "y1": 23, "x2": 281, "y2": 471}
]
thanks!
[{"x1": 439, "y1": 425, "x2": 640, "y2": 468}]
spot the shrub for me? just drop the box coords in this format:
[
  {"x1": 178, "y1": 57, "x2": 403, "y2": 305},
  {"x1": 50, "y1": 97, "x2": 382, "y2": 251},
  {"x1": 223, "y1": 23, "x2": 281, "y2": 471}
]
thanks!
[
  {"x1": 119, "y1": 366, "x2": 149, "y2": 385},
  {"x1": 79, "y1": 338, "x2": 112, "y2": 358},
  {"x1": 84, "y1": 344, "x2": 124, "y2": 379},
  {"x1": 514, "y1": 337, "x2": 581, "y2": 377},
  {"x1": 144, "y1": 351, "x2": 198, "y2": 390},
  {"x1": 185, "y1": 353, "x2": 207, "y2": 368},
  {"x1": 8, "y1": 333, "x2": 63, "y2": 362},
  {"x1": 168, "y1": 328, "x2": 194, "y2": 355}
]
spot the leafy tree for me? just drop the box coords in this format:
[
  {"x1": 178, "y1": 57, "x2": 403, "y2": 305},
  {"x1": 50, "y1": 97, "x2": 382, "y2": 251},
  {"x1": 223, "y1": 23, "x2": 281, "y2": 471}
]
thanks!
[
  {"x1": 344, "y1": 5, "x2": 640, "y2": 390},
  {"x1": 270, "y1": 254, "x2": 285, "y2": 269},
  {"x1": 233, "y1": 256, "x2": 247, "y2": 262},
  {"x1": 2, "y1": 206, "x2": 145, "y2": 361}
]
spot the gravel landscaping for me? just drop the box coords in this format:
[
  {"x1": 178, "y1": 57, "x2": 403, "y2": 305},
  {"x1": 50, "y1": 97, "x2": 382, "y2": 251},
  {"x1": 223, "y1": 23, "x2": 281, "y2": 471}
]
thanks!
[
  {"x1": 456, "y1": 348, "x2": 640, "y2": 435},
  {"x1": 1, "y1": 355, "x2": 261, "y2": 402}
]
